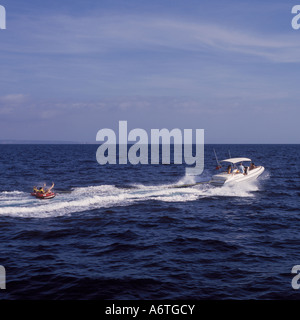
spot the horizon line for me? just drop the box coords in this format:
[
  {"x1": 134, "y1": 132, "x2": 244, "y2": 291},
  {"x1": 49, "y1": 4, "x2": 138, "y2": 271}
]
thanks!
[{"x1": 0, "y1": 140, "x2": 298, "y2": 145}]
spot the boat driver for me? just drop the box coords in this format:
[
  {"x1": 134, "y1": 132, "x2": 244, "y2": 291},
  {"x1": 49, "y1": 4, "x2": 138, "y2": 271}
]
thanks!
[{"x1": 238, "y1": 162, "x2": 244, "y2": 174}]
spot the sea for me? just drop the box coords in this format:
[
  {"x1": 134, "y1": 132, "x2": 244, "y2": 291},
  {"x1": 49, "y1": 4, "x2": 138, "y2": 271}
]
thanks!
[{"x1": 0, "y1": 144, "x2": 299, "y2": 300}]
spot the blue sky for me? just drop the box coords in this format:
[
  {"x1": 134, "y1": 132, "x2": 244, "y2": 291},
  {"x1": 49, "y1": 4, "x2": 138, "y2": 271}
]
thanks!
[{"x1": 0, "y1": 0, "x2": 299, "y2": 143}]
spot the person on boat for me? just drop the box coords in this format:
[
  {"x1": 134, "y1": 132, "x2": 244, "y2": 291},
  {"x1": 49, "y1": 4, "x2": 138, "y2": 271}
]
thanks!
[
  {"x1": 34, "y1": 183, "x2": 47, "y2": 194},
  {"x1": 38, "y1": 186, "x2": 45, "y2": 194},
  {"x1": 45, "y1": 182, "x2": 55, "y2": 193},
  {"x1": 250, "y1": 162, "x2": 256, "y2": 170},
  {"x1": 238, "y1": 162, "x2": 244, "y2": 174},
  {"x1": 227, "y1": 165, "x2": 232, "y2": 174}
]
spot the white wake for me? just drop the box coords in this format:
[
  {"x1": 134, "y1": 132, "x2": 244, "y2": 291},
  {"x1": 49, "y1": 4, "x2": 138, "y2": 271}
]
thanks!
[{"x1": 0, "y1": 177, "x2": 261, "y2": 218}]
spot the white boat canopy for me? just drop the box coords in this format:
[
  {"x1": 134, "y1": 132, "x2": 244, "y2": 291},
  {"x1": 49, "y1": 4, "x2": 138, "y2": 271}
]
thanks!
[{"x1": 221, "y1": 157, "x2": 251, "y2": 164}]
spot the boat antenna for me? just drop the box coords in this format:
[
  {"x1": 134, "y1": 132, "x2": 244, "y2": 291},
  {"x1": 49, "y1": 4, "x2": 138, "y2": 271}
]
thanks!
[
  {"x1": 228, "y1": 150, "x2": 232, "y2": 158},
  {"x1": 213, "y1": 149, "x2": 221, "y2": 169}
]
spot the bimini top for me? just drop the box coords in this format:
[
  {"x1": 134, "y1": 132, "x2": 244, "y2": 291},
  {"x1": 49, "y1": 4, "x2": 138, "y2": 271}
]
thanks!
[{"x1": 221, "y1": 157, "x2": 251, "y2": 164}]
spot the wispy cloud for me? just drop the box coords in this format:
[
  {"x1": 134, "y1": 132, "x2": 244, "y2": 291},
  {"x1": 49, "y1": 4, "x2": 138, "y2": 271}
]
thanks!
[
  {"x1": 5, "y1": 12, "x2": 300, "y2": 62},
  {"x1": 0, "y1": 94, "x2": 28, "y2": 115},
  {"x1": 0, "y1": 92, "x2": 298, "y2": 142}
]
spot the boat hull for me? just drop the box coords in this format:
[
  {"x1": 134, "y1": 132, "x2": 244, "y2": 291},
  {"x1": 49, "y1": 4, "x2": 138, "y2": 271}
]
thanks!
[{"x1": 210, "y1": 166, "x2": 265, "y2": 186}]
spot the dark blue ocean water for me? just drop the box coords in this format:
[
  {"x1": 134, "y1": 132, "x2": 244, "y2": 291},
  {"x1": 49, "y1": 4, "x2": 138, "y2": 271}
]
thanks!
[{"x1": 0, "y1": 144, "x2": 299, "y2": 300}]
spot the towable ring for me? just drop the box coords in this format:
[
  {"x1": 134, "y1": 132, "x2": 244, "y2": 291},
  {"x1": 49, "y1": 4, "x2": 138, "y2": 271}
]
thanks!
[{"x1": 31, "y1": 192, "x2": 56, "y2": 199}]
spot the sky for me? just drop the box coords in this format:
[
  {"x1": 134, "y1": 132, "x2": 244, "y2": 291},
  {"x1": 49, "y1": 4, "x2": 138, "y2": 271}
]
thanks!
[{"x1": 0, "y1": 0, "x2": 299, "y2": 143}]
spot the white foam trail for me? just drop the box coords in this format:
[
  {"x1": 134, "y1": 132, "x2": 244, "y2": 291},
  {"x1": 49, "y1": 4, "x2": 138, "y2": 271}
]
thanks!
[
  {"x1": 0, "y1": 178, "x2": 260, "y2": 218},
  {"x1": 203, "y1": 180, "x2": 259, "y2": 197},
  {"x1": 175, "y1": 175, "x2": 196, "y2": 186}
]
